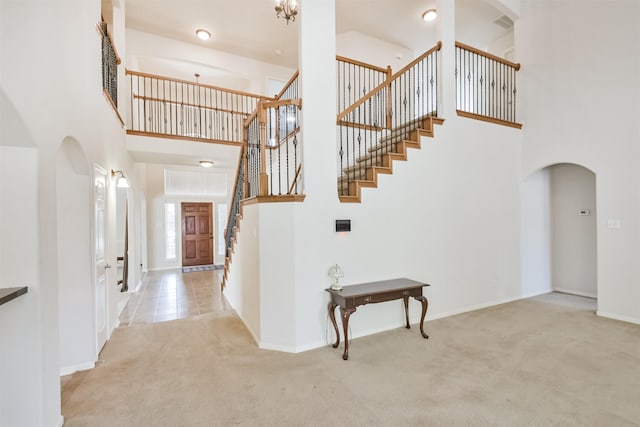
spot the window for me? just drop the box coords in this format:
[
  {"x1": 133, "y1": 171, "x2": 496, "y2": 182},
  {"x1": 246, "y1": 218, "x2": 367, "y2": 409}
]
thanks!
[
  {"x1": 218, "y1": 204, "x2": 227, "y2": 256},
  {"x1": 165, "y1": 203, "x2": 176, "y2": 259}
]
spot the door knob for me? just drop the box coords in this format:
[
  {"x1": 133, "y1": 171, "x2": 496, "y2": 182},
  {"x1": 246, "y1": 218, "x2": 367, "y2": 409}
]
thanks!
[{"x1": 104, "y1": 264, "x2": 112, "y2": 269}]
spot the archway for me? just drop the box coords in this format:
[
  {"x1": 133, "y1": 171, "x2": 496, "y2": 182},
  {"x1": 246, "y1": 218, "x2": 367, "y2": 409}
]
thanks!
[{"x1": 522, "y1": 163, "x2": 597, "y2": 303}]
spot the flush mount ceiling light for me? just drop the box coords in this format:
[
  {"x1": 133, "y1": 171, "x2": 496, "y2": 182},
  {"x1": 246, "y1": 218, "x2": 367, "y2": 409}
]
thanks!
[
  {"x1": 111, "y1": 170, "x2": 130, "y2": 188},
  {"x1": 199, "y1": 160, "x2": 214, "y2": 168},
  {"x1": 275, "y1": 0, "x2": 298, "y2": 24},
  {"x1": 422, "y1": 9, "x2": 437, "y2": 22},
  {"x1": 195, "y1": 29, "x2": 211, "y2": 40}
]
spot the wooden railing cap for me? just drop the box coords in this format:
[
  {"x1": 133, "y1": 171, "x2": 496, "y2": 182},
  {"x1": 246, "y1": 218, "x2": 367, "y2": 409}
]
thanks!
[{"x1": 455, "y1": 41, "x2": 520, "y2": 70}]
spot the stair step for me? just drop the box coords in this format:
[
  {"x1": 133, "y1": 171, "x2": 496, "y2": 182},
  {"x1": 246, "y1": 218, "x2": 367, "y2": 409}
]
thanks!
[
  {"x1": 339, "y1": 195, "x2": 361, "y2": 203},
  {"x1": 359, "y1": 140, "x2": 420, "y2": 163}
]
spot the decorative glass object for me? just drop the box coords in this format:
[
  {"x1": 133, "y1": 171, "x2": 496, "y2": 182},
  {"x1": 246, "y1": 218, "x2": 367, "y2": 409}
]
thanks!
[{"x1": 328, "y1": 264, "x2": 344, "y2": 291}]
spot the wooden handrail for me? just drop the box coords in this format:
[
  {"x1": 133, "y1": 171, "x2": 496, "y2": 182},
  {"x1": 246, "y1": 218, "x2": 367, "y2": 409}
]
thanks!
[
  {"x1": 337, "y1": 120, "x2": 384, "y2": 132},
  {"x1": 337, "y1": 42, "x2": 442, "y2": 123},
  {"x1": 390, "y1": 41, "x2": 442, "y2": 80},
  {"x1": 262, "y1": 98, "x2": 303, "y2": 109},
  {"x1": 126, "y1": 69, "x2": 273, "y2": 101},
  {"x1": 267, "y1": 127, "x2": 300, "y2": 150},
  {"x1": 243, "y1": 106, "x2": 260, "y2": 128},
  {"x1": 288, "y1": 164, "x2": 302, "y2": 195},
  {"x1": 274, "y1": 70, "x2": 300, "y2": 100},
  {"x1": 336, "y1": 79, "x2": 390, "y2": 122},
  {"x1": 96, "y1": 22, "x2": 122, "y2": 65},
  {"x1": 103, "y1": 88, "x2": 125, "y2": 127},
  {"x1": 455, "y1": 41, "x2": 520, "y2": 70},
  {"x1": 133, "y1": 94, "x2": 250, "y2": 116},
  {"x1": 336, "y1": 55, "x2": 388, "y2": 74}
]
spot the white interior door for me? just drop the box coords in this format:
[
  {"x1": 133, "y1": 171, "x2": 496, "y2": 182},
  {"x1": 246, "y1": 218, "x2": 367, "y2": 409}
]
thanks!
[{"x1": 94, "y1": 165, "x2": 108, "y2": 355}]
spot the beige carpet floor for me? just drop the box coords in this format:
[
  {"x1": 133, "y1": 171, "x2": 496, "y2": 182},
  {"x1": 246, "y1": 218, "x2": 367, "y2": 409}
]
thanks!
[{"x1": 61, "y1": 294, "x2": 640, "y2": 426}]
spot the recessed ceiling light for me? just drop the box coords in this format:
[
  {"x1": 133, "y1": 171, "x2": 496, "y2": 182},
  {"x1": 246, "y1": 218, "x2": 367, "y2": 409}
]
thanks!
[
  {"x1": 422, "y1": 9, "x2": 437, "y2": 22},
  {"x1": 199, "y1": 160, "x2": 214, "y2": 168},
  {"x1": 196, "y1": 29, "x2": 211, "y2": 40}
]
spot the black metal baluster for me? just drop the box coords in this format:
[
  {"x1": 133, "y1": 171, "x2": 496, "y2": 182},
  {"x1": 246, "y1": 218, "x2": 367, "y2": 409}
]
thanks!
[
  {"x1": 285, "y1": 106, "x2": 290, "y2": 195},
  {"x1": 269, "y1": 108, "x2": 274, "y2": 196}
]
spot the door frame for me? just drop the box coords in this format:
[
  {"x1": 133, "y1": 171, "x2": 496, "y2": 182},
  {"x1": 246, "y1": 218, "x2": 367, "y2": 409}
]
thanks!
[
  {"x1": 180, "y1": 201, "x2": 214, "y2": 267},
  {"x1": 92, "y1": 164, "x2": 109, "y2": 357}
]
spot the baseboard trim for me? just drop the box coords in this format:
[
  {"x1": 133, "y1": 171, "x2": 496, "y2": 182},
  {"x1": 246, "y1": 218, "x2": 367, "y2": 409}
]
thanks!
[
  {"x1": 55, "y1": 415, "x2": 64, "y2": 427},
  {"x1": 426, "y1": 289, "x2": 551, "y2": 322},
  {"x1": 597, "y1": 311, "x2": 640, "y2": 325},
  {"x1": 147, "y1": 266, "x2": 181, "y2": 272},
  {"x1": 232, "y1": 310, "x2": 260, "y2": 347},
  {"x1": 60, "y1": 361, "x2": 95, "y2": 376},
  {"x1": 554, "y1": 288, "x2": 597, "y2": 299},
  {"x1": 260, "y1": 342, "x2": 298, "y2": 353}
]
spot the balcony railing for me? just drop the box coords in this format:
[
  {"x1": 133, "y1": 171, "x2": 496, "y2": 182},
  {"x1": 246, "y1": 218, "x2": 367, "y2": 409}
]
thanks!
[
  {"x1": 100, "y1": 22, "x2": 119, "y2": 108},
  {"x1": 455, "y1": 42, "x2": 521, "y2": 127},
  {"x1": 126, "y1": 70, "x2": 269, "y2": 144}
]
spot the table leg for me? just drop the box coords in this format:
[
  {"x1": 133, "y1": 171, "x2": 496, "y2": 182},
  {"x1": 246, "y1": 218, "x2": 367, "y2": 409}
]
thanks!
[
  {"x1": 340, "y1": 307, "x2": 356, "y2": 360},
  {"x1": 403, "y1": 295, "x2": 411, "y2": 329},
  {"x1": 414, "y1": 296, "x2": 429, "y2": 339},
  {"x1": 328, "y1": 302, "x2": 340, "y2": 348}
]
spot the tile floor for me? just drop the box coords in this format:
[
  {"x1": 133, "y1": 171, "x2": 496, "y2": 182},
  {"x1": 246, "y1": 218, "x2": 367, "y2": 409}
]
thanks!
[{"x1": 118, "y1": 269, "x2": 233, "y2": 326}]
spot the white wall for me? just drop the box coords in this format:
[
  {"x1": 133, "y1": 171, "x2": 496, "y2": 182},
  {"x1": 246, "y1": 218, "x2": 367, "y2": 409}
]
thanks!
[
  {"x1": 224, "y1": 203, "x2": 261, "y2": 343},
  {"x1": 520, "y1": 168, "x2": 552, "y2": 296},
  {"x1": 57, "y1": 139, "x2": 94, "y2": 375},
  {"x1": 550, "y1": 164, "x2": 597, "y2": 298},
  {"x1": 518, "y1": 0, "x2": 640, "y2": 323},
  {"x1": 336, "y1": 30, "x2": 412, "y2": 70},
  {"x1": 1, "y1": 0, "x2": 141, "y2": 424},
  {"x1": 0, "y1": 147, "x2": 44, "y2": 427}
]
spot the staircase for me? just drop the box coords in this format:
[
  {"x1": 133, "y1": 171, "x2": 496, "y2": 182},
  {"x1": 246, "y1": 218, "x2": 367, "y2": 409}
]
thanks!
[
  {"x1": 336, "y1": 42, "x2": 443, "y2": 203},
  {"x1": 337, "y1": 115, "x2": 443, "y2": 203},
  {"x1": 222, "y1": 209, "x2": 242, "y2": 288}
]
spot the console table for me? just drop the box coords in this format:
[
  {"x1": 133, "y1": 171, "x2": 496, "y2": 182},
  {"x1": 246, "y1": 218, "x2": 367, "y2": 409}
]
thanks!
[
  {"x1": 0, "y1": 287, "x2": 28, "y2": 306},
  {"x1": 326, "y1": 278, "x2": 430, "y2": 360}
]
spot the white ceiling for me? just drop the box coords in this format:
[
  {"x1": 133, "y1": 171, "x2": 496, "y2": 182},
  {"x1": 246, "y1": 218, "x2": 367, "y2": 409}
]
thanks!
[{"x1": 125, "y1": 0, "x2": 512, "y2": 69}]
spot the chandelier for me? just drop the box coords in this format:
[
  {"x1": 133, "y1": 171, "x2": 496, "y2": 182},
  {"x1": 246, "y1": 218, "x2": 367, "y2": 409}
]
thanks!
[{"x1": 275, "y1": 0, "x2": 298, "y2": 24}]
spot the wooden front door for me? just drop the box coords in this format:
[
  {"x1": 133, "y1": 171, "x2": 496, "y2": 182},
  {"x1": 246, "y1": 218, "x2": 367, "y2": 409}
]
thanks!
[{"x1": 181, "y1": 202, "x2": 213, "y2": 266}]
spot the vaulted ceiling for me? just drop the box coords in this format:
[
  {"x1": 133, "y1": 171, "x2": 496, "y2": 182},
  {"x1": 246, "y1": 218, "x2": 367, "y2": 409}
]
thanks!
[{"x1": 125, "y1": 0, "x2": 512, "y2": 69}]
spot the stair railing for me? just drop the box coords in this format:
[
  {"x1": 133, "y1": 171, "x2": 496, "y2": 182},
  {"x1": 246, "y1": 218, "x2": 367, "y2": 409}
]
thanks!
[
  {"x1": 225, "y1": 146, "x2": 246, "y2": 257},
  {"x1": 336, "y1": 42, "x2": 441, "y2": 196},
  {"x1": 126, "y1": 69, "x2": 270, "y2": 143},
  {"x1": 223, "y1": 68, "x2": 303, "y2": 270},
  {"x1": 275, "y1": 70, "x2": 299, "y2": 101},
  {"x1": 455, "y1": 42, "x2": 521, "y2": 125},
  {"x1": 336, "y1": 56, "x2": 390, "y2": 117},
  {"x1": 244, "y1": 98, "x2": 303, "y2": 198}
]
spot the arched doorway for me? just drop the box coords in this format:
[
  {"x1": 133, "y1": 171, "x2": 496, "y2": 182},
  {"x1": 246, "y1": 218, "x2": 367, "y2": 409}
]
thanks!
[
  {"x1": 548, "y1": 163, "x2": 597, "y2": 298},
  {"x1": 522, "y1": 163, "x2": 597, "y2": 303}
]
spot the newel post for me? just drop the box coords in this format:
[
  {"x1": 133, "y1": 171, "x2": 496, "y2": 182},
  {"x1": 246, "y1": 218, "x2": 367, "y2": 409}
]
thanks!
[{"x1": 257, "y1": 102, "x2": 269, "y2": 196}]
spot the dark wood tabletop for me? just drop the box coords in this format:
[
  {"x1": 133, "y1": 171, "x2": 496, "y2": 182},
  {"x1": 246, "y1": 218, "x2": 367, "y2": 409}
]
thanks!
[{"x1": 0, "y1": 287, "x2": 28, "y2": 306}]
